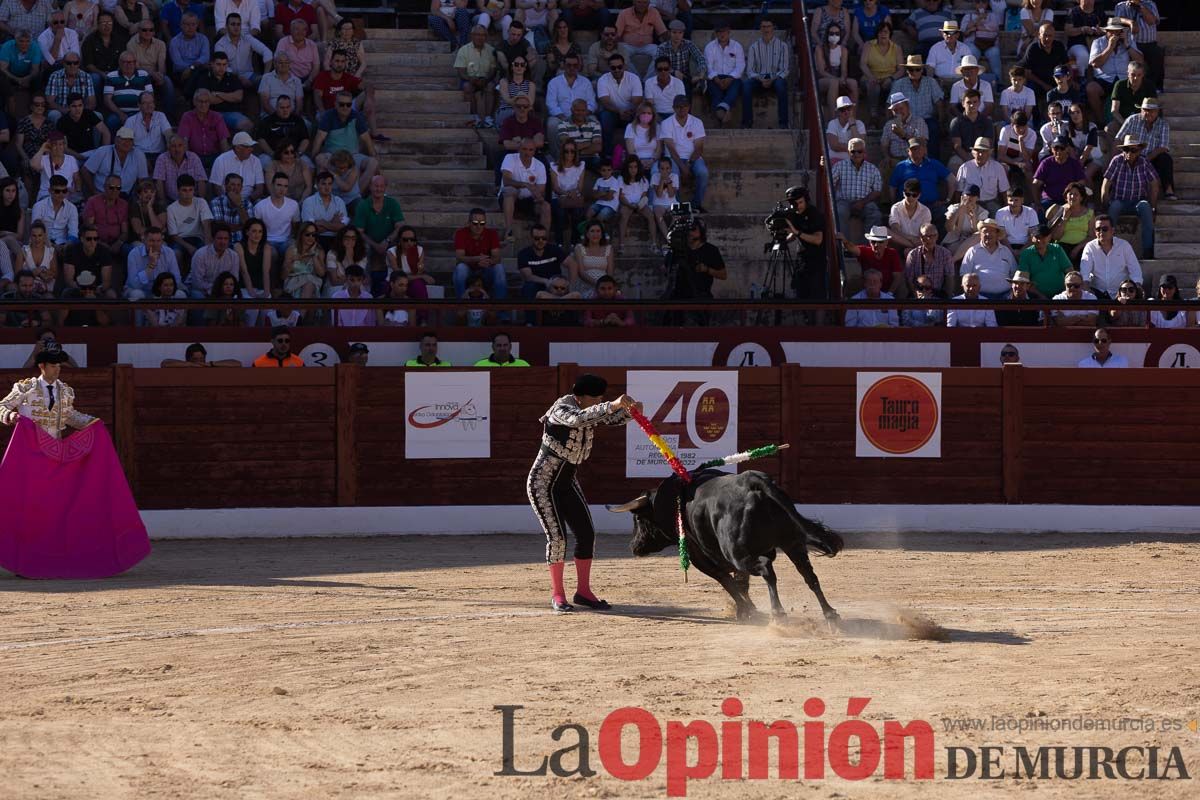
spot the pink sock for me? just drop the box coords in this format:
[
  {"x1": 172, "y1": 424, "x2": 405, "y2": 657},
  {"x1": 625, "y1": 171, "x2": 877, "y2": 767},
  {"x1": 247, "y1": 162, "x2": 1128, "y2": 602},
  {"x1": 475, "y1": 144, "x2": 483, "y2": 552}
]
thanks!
[
  {"x1": 549, "y1": 562, "x2": 567, "y2": 604},
  {"x1": 575, "y1": 558, "x2": 596, "y2": 601}
]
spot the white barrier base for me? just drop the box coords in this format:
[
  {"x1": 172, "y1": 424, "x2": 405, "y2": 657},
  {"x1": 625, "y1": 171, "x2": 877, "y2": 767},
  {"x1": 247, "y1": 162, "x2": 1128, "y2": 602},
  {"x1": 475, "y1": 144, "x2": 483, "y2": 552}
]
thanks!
[{"x1": 142, "y1": 505, "x2": 1199, "y2": 539}]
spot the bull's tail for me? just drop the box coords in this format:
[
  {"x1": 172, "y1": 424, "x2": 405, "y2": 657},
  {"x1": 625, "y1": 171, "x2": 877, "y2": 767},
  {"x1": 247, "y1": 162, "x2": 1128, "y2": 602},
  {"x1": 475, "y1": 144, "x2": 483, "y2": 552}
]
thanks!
[{"x1": 761, "y1": 479, "x2": 844, "y2": 557}]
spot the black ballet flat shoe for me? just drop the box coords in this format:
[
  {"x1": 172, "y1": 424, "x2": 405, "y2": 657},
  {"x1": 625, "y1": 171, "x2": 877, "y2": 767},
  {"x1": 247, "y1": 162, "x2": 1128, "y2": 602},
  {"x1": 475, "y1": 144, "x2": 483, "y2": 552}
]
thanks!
[
  {"x1": 572, "y1": 593, "x2": 611, "y2": 610},
  {"x1": 552, "y1": 599, "x2": 574, "y2": 613}
]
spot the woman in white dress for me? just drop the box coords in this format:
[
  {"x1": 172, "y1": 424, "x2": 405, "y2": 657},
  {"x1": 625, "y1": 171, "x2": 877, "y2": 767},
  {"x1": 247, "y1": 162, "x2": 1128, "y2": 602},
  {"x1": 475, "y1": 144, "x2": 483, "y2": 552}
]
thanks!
[{"x1": 564, "y1": 220, "x2": 613, "y2": 296}]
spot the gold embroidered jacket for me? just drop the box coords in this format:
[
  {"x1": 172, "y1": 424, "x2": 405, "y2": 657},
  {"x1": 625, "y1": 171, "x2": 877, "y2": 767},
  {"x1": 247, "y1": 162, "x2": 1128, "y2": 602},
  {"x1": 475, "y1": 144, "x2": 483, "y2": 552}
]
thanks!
[{"x1": 0, "y1": 378, "x2": 97, "y2": 438}]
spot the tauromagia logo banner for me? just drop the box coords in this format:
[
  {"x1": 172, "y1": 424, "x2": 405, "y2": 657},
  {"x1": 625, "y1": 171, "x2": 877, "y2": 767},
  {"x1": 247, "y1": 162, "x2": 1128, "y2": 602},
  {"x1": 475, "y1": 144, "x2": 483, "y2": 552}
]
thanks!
[{"x1": 855, "y1": 372, "x2": 942, "y2": 458}]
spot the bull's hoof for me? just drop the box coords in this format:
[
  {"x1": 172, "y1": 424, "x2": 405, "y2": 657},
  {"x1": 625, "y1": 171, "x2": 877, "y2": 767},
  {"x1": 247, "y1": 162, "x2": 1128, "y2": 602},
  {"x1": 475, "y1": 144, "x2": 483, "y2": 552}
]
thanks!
[
  {"x1": 823, "y1": 608, "x2": 841, "y2": 622},
  {"x1": 772, "y1": 611, "x2": 788, "y2": 624}
]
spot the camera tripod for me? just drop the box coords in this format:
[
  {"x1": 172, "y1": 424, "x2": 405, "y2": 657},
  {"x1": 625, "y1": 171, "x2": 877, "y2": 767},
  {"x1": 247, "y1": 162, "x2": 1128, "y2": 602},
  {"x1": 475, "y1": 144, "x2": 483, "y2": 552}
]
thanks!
[{"x1": 755, "y1": 237, "x2": 799, "y2": 325}]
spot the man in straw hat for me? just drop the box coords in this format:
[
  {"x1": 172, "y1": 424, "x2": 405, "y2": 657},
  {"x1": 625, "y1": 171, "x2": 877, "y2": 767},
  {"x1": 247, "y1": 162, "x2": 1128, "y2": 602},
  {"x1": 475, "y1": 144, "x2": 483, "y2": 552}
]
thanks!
[
  {"x1": 1088, "y1": 18, "x2": 1144, "y2": 122},
  {"x1": 949, "y1": 54, "x2": 993, "y2": 117},
  {"x1": 880, "y1": 92, "x2": 928, "y2": 170},
  {"x1": 961, "y1": 217, "x2": 1016, "y2": 299},
  {"x1": 1019, "y1": 222, "x2": 1073, "y2": 300},
  {"x1": 1115, "y1": 96, "x2": 1175, "y2": 200},
  {"x1": 1101, "y1": 134, "x2": 1159, "y2": 259},
  {"x1": 927, "y1": 20, "x2": 977, "y2": 86},
  {"x1": 527, "y1": 374, "x2": 640, "y2": 613},
  {"x1": 837, "y1": 225, "x2": 902, "y2": 296},
  {"x1": 891, "y1": 54, "x2": 943, "y2": 156},
  {"x1": 830, "y1": 136, "x2": 882, "y2": 232},
  {"x1": 956, "y1": 136, "x2": 1008, "y2": 215},
  {"x1": 995, "y1": 269, "x2": 1041, "y2": 326}
]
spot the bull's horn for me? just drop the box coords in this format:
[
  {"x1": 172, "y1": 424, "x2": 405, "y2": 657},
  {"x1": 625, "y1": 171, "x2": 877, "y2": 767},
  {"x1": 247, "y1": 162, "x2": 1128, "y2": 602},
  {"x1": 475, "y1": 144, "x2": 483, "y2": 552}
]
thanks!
[{"x1": 606, "y1": 495, "x2": 650, "y2": 513}]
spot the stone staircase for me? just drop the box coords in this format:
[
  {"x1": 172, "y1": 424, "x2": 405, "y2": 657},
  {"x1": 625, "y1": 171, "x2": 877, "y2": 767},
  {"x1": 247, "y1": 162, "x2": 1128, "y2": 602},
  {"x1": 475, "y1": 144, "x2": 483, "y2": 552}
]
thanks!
[{"x1": 365, "y1": 23, "x2": 811, "y2": 301}]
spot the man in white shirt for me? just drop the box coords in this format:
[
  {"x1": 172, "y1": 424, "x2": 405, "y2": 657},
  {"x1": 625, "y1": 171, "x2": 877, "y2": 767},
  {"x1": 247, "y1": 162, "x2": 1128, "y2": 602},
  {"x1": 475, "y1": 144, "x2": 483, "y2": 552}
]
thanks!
[
  {"x1": 703, "y1": 20, "x2": 743, "y2": 124},
  {"x1": 31, "y1": 175, "x2": 79, "y2": 246},
  {"x1": 643, "y1": 55, "x2": 685, "y2": 117},
  {"x1": 216, "y1": 0, "x2": 262, "y2": 37},
  {"x1": 1078, "y1": 328, "x2": 1129, "y2": 368},
  {"x1": 1079, "y1": 213, "x2": 1142, "y2": 297},
  {"x1": 956, "y1": 136, "x2": 1008, "y2": 213},
  {"x1": 331, "y1": 264, "x2": 374, "y2": 327},
  {"x1": 888, "y1": 177, "x2": 931, "y2": 249},
  {"x1": 252, "y1": 172, "x2": 300, "y2": 258},
  {"x1": 845, "y1": 267, "x2": 898, "y2": 328},
  {"x1": 500, "y1": 139, "x2": 551, "y2": 236},
  {"x1": 927, "y1": 21, "x2": 979, "y2": 85},
  {"x1": 960, "y1": 218, "x2": 1015, "y2": 297},
  {"x1": 215, "y1": 13, "x2": 273, "y2": 87},
  {"x1": 166, "y1": 174, "x2": 213, "y2": 263},
  {"x1": 659, "y1": 93, "x2": 708, "y2": 211},
  {"x1": 302, "y1": 171, "x2": 349, "y2": 250},
  {"x1": 210, "y1": 131, "x2": 266, "y2": 201},
  {"x1": 37, "y1": 9, "x2": 80, "y2": 69},
  {"x1": 1050, "y1": 270, "x2": 1099, "y2": 327},
  {"x1": 947, "y1": 272, "x2": 997, "y2": 327},
  {"x1": 596, "y1": 53, "x2": 643, "y2": 161}
]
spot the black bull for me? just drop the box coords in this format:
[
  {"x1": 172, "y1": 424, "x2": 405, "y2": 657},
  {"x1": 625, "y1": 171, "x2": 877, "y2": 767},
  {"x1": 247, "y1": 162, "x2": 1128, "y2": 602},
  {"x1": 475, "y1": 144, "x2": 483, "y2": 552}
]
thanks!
[{"x1": 607, "y1": 470, "x2": 843, "y2": 621}]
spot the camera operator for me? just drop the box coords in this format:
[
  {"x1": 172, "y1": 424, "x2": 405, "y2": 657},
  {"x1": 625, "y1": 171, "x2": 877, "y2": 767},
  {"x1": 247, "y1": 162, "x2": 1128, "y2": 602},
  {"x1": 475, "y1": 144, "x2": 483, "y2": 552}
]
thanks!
[
  {"x1": 666, "y1": 217, "x2": 726, "y2": 324},
  {"x1": 781, "y1": 186, "x2": 829, "y2": 301}
]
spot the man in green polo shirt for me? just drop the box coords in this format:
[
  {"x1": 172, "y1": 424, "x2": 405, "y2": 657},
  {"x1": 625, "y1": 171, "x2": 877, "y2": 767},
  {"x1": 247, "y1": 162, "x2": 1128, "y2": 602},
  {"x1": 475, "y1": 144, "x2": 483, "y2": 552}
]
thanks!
[
  {"x1": 473, "y1": 331, "x2": 529, "y2": 366},
  {"x1": 1019, "y1": 223, "x2": 1072, "y2": 298},
  {"x1": 406, "y1": 332, "x2": 452, "y2": 366},
  {"x1": 353, "y1": 175, "x2": 404, "y2": 292}
]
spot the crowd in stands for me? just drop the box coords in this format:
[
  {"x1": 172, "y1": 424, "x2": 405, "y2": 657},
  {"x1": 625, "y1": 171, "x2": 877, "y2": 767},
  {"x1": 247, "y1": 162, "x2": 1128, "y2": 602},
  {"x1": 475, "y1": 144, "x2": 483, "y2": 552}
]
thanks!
[
  {"x1": 0, "y1": 0, "x2": 805, "y2": 326},
  {"x1": 824, "y1": 0, "x2": 1186, "y2": 326}
]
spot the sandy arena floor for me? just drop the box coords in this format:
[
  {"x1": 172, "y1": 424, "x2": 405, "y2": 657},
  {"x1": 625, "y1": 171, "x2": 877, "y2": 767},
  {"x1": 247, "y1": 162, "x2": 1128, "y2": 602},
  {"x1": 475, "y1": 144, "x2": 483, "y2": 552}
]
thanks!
[{"x1": 2, "y1": 532, "x2": 1199, "y2": 799}]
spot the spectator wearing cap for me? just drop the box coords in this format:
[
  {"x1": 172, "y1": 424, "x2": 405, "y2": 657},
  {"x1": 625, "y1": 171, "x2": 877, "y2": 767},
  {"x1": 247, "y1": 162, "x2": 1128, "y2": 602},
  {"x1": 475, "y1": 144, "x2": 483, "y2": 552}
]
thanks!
[
  {"x1": 1088, "y1": 19, "x2": 1143, "y2": 122},
  {"x1": 31, "y1": 175, "x2": 79, "y2": 246},
  {"x1": 127, "y1": 92, "x2": 172, "y2": 163},
  {"x1": 996, "y1": 186, "x2": 1039, "y2": 250},
  {"x1": 903, "y1": 222, "x2": 955, "y2": 298},
  {"x1": 1150, "y1": 273, "x2": 1185, "y2": 329},
  {"x1": 61, "y1": 268, "x2": 112, "y2": 326},
  {"x1": 831, "y1": 136, "x2": 882, "y2": 233},
  {"x1": 1046, "y1": 65, "x2": 1081, "y2": 118},
  {"x1": 1080, "y1": 213, "x2": 1142, "y2": 298},
  {"x1": 837, "y1": 226, "x2": 902, "y2": 297},
  {"x1": 1020, "y1": 222, "x2": 1073, "y2": 300},
  {"x1": 659, "y1": 94, "x2": 707, "y2": 212},
  {"x1": 1115, "y1": 97, "x2": 1174, "y2": 201},
  {"x1": 703, "y1": 20, "x2": 743, "y2": 126},
  {"x1": 124, "y1": 15, "x2": 175, "y2": 113},
  {"x1": 888, "y1": 177, "x2": 930, "y2": 250},
  {"x1": 615, "y1": 0, "x2": 665, "y2": 78},
  {"x1": 948, "y1": 55, "x2": 993, "y2": 118},
  {"x1": 30, "y1": 130, "x2": 81, "y2": 204},
  {"x1": 887, "y1": 137, "x2": 951, "y2": 226},
  {"x1": 1101, "y1": 134, "x2": 1158, "y2": 258},
  {"x1": 56, "y1": 93, "x2": 109, "y2": 160},
  {"x1": 0, "y1": 30, "x2": 43, "y2": 107},
  {"x1": 961, "y1": 218, "x2": 1015, "y2": 299},
  {"x1": 947, "y1": 89, "x2": 991, "y2": 171},
  {"x1": 927, "y1": 20, "x2": 977, "y2": 87},
  {"x1": 826, "y1": 96, "x2": 865, "y2": 166},
  {"x1": 814, "y1": 22, "x2": 856, "y2": 121},
  {"x1": 82, "y1": 125, "x2": 148, "y2": 196},
  {"x1": 1017, "y1": 22, "x2": 1069, "y2": 98},
  {"x1": 956, "y1": 137, "x2": 1008, "y2": 215},
  {"x1": 81, "y1": 174, "x2": 129, "y2": 259},
  {"x1": 45, "y1": 52, "x2": 93, "y2": 121},
  {"x1": 879, "y1": 92, "x2": 928, "y2": 173},
  {"x1": 947, "y1": 272, "x2": 997, "y2": 327},
  {"x1": 253, "y1": 325, "x2": 304, "y2": 367},
  {"x1": 1078, "y1": 328, "x2": 1128, "y2": 368},
  {"x1": 995, "y1": 270, "x2": 1041, "y2": 326},
  {"x1": 943, "y1": 184, "x2": 986, "y2": 263},
  {"x1": 655, "y1": 19, "x2": 704, "y2": 93},
  {"x1": 1050, "y1": 270, "x2": 1100, "y2": 327},
  {"x1": 1033, "y1": 135, "x2": 1087, "y2": 209},
  {"x1": 891, "y1": 55, "x2": 943, "y2": 156},
  {"x1": 61, "y1": 223, "x2": 115, "y2": 298},
  {"x1": 210, "y1": 131, "x2": 266, "y2": 202},
  {"x1": 902, "y1": 274, "x2": 944, "y2": 327},
  {"x1": 743, "y1": 17, "x2": 790, "y2": 130},
  {"x1": 1113, "y1": 0, "x2": 1162, "y2": 92},
  {"x1": 346, "y1": 342, "x2": 369, "y2": 366},
  {"x1": 845, "y1": 267, "x2": 898, "y2": 328},
  {"x1": 1108, "y1": 61, "x2": 1155, "y2": 135}
]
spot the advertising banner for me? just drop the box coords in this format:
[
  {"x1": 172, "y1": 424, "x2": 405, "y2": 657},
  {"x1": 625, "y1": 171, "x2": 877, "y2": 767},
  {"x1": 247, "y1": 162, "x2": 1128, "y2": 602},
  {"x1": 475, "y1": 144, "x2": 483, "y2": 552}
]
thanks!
[
  {"x1": 404, "y1": 372, "x2": 490, "y2": 459},
  {"x1": 855, "y1": 372, "x2": 942, "y2": 458},
  {"x1": 625, "y1": 371, "x2": 738, "y2": 478}
]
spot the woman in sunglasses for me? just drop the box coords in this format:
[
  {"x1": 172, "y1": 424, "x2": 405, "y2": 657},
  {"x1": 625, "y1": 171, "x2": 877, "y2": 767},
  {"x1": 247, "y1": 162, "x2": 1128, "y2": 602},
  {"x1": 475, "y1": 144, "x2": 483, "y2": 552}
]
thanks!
[
  {"x1": 385, "y1": 226, "x2": 433, "y2": 300},
  {"x1": 1150, "y1": 275, "x2": 1186, "y2": 329},
  {"x1": 268, "y1": 143, "x2": 313, "y2": 204},
  {"x1": 1107, "y1": 279, "x2": 1146, "y2": 327},
  {"x1": 496, "y1": 55, "x2": 535, "y2": 125}
]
